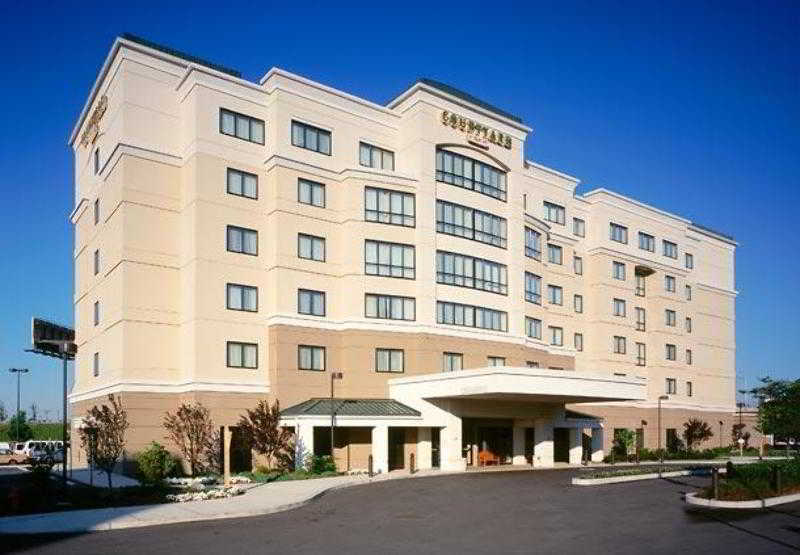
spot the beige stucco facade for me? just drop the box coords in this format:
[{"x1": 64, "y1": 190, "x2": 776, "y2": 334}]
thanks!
[{"x1": 69, "y1": 35, "x2": 742, "y2": 472}]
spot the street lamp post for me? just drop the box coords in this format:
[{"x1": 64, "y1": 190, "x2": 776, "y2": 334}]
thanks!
[
  {"x1": 657, "y1": 395, "x2": 669, "y2": 463},
  {"x1": 8, "y1": 368, "x2": 30, "y2": 442},
  {"x1": 719, "y1": 421, "x2": 724, "y2": 448},
  {"x1": 330, "y1": 372, "x2": 343, "y2": 463}
]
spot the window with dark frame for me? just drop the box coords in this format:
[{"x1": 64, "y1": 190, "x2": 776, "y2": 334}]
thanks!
[
  {"x1": 227, "y1": 341, "x2": 258, "y2": 369},
  {"x1": 685, "y1": 252, "x2": 694, "y2": 269},
  {"x1": 638, "y1": 232, "x2": 655, "y2": 252},
  {"x1": 360, "y1": 142, "x2": 394, "y2": 170},
  {"x1": 574, "y1": 294, "x2": 583, "y2": 313},
  {"x1": 636, "y1": 274, "x2": 646, "y2": 296},
  {"x1": 613, "y1": 298, "x2": 626, "y2": 317},
  {"x1": 436, "y1": 148, "x2": 507, "y2": 201},
  {"x1": 227, "y1": 283, "x2": 258, "y2": 312},
  {"x1": 436, "y1": 199, "x2": 506, "y2": 247},
  {"x1": 666, "y1": 344, "x2": 677, "y2": 361},
  {"x1": 686, "y1": 349, "x2": 693, "y2": 365},
  {"x1": 376, "y1": 348, "x2": 404, "y2": 373},
  {"x1": 93, "y1": 301, "x2": 100, "y2": 326},
  {"x1": 525, "y1": 272, "x2": 542, "y2": 304},
  {"x1": 94, "y1": 148, "x2": 100, "y2": 175},
  {"x1": 442, "y1": 352, "x2": 463, "y2": 372},
  {"x1": 636, "y1": 342, "x2": 646, "y2": 366},
  {"x1": 665, "y1": 275, "x2": 676, "y2": 292},
  {"x1": 548, "y1": 244, "x2": 563, "y2": 265},
  {"x1": 227, "y1": 225, "x2": 258, "y2": 255},
  {"x1": 543, "y1": 201, "x2": 565, "y2": 225},
  {"x1": 227, "y1": 168, "x2": 258, "y2": 199},
  {"x1": 549, "y1": 326, "x2": 563, "y2": 346},
  {"x1": 436, "y1": 251, "x2": 507, "y2": 294},
  {"x1": 613, "y1": 336, "x2": 627, "y2": 354},
  {"x1": 573, "y1": 256, "x2": 583, "y2": 275},
  {"x1": 666, "y1": 309, "x2": 676, "y2": 327},
  {"x1": 666, "y1": 377, "x2": 677, "y2": 394},
  {"x1": 525, "y1": 317, "x2": 542, "y2": 339},
  {"x1": 525, "y1": 227, "x2": 542, "y2": 260},
  {"x1": 610, "y1": 223, "x2": 628, "y2": 244},
  {"x1": 220, "y1": 108, "x2": 265, "y2": 144},
  {"x1": 365, "y1": 240, "x2": 415, "y2": 279},
  {"x1": 298, "y1": 233, "x2": 325, "y2": 262},
  {"x1": 298, "y1": 345, "x2": 325, "y2": 371},
  {"x1": 291, "y1": 120, "x2": 330, "y2": 154},
  {"x1": 298, "y1": 178, "x2": 325, "y2": 207},
  {"x1": 487, "y1": 356, "x2": 506, "y2": 367},
  {"x1": 365, "y1": 294, "x2": 415, "y2": 321},
  {"x1": 663, "y1": 240, "x2": 678, "y2": 259},
  {"x1": 93, "y1": 352, "x2": 100, "y2": 377},
  {"x1": 573, "y1": 217, "x2": 585, "y2": 237},
  {"x1": 93, "y1": 249, "x2": 100, "y2": 276},
  {"x1": 437, "y1": 301, "x2": 507, "y2": 332},
  {"x1": 367, "y1": 187, "x2": 415, "y2": 227},
  {"x1": 298, "y1": 289, "x2": 325, "y2": 316},
  {"x1": 94, "y1": 198, "x2": 100, "y2": 225},
  {"x1": 613, "y1": 261, "x2": 626, "y2": 280},
  {"x1": 574, "y1": 333, "x2": 583, "y2": 352},
  {"x1": 547, "y1": 284, "x2": 563, "y2": 305},
  {"x1": 636, "y1": 307, "x2": 646, "y2": 331}
]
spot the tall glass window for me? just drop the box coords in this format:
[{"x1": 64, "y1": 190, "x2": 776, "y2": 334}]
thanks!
[
  {"x1": 524, "y1": 272, "x2": 541, "y2": 304},
  {"x1": 365, "y1": 294, "x2": 415, "y2": 321},
  {"x1": 365, "y1": 240, "x2": 415, "y2": 279},
  {"x1": 525, "y1": 317, "x2": 542, "y2": 339},
  {"x1": 548, "y1": 244, "x2": 563, "y2": 265},
  {"x1": 437, "y1": 301, "x2": 507, "y2": 332},
  {"x1": 435, "y1": 149, "x2": 507, "y2": 201},
  {"x1": 525, "y1": 227, "x2": 542, "y2": 260},
  {"x1": 436, "y1": 200, "x2": 506, "y2": 247},
  {"x1": 366, "y1": 187, "x2": 415, "y2": 227},
  {"x1": 436, "y1": 251, "x2": 507, "y2": 294}
]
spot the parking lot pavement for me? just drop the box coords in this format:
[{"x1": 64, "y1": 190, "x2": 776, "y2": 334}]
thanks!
[
  {"x1": 3, "y1": 468, "x2": 799, "y2": 554},
  {"x1": 0, "y1": 466, "x2": 29, "y2": 476}
]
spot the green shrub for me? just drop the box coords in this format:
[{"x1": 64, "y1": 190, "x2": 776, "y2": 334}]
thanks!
[
  {"x1": 136, "y1": 442, "x2": 178, "y2": 486},
  {"x1": 305, "y1": 455, "x2": 337, "y2": 475}
]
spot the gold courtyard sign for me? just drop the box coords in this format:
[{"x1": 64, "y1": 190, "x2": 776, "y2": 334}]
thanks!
[
  {"x1": 441, "y1": 110, "x2": 512, "y2": 149},
  {"x1": 80, "y1": 95, "x2": 108, "y2": 147}
]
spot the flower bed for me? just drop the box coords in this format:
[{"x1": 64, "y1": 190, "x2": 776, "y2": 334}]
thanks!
[
  {"x1": 581, "y1": 465, "x2": 720, "y2": 480},
  {"x1": 166, "y1": 486, "x2": 245, "y2": 503}
]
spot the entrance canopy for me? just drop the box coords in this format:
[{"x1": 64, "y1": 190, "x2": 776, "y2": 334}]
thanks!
[{"x1": 389, "y1": 367, "x2": 647, "y2": 405}]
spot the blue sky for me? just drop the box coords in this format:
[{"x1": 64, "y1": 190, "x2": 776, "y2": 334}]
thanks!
[{"x1": 0, "y1": 1, "x2": 797, "y2": 417}]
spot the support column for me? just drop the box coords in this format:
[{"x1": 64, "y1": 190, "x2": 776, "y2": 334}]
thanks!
[
  {"x1": 439, "y1": 405, "x2": 465, "y2": 471},
  {"x1": 371, "y1": 425, "x2": 389, "y2": 474},
  {"x1": 223, "y1": 426, "x2": 232, "y2": 486},
  {"x1": 417, "y1": 427, "x2": 432, "y2": 470},
  {"x1": 296, "y1": 422, "x2": 314, "y2": 470},
  {"x1": 534, "y1": 419, "x2": 554, "y2": 468},
  {"x1": 591, "y1": 427, "x2": 604, "y2": 462},
  {"x1": 569, "y1": 428, "x2": 583, "y2": 465},
  {"x1": 512, "y1": 424, "x2": 526, "y2": 466}
]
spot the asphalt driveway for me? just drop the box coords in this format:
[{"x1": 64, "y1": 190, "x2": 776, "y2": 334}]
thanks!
[{"x1": 3, "y1": 468, "x2": 799, "y2": 554}]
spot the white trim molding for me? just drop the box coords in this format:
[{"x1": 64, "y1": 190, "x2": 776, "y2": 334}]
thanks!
[{"x1": 68, "y1": 381, "x2": 270, "y2": 403}]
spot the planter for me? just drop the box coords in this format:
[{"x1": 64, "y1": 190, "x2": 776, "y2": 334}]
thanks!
[
  {"x1": 572, "y1": 467, "x2": 723, "y2": 486},
  {"x1": 685, "y1": 490, "x2": 800, "y2": 509}
]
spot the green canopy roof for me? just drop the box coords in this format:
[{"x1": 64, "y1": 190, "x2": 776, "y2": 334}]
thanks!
[{"x1": 281, "y1": 398, "x2": 421, "y2": 418}]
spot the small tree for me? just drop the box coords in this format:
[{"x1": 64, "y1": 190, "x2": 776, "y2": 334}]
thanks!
[
  {"x1": 0, "y1": 401, "x2": 7, "y2": 422},
  {"x1": 751, "y1": 377, "x2": 800, "y2": 451},
  {"x1": 613, "y1": 429, "x2": 636, "y2": 459},
  {"x1": 136, "y1": 441, "x2": 178, "y2": 486},
  {"x1": 682, "y1": 418, "x2": 713, "y2": 451},
  {"x1": 6, "y1": 411, "x2": 33, "y2": 442},
  {"x1": 163, "y1": 402, "x2": 215, "y2": 476},
  {"x1": 237, "y1": 400, "x2": 292, "y2": 471},
  {"x1": 731, "y1": 423, "x2": 751, "y2": 448},
  {"x1": 78, "y1": 395, "x2": 129, "y2": 490}
]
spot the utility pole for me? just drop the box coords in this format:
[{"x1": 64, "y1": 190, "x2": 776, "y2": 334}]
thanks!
[
  {"x1": 330, "y1": 372, "x2": 343, "y2": 462},
  {"x1": 658, "y1": 395, "x2": 668, "y2": 463},
  {"x1": 8, "y1": 368, "x2": 29, "y2": 441}
]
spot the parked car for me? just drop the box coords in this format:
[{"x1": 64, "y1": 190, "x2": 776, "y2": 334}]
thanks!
[
  {"x1": 0, "y1": 448, "x2": 22, "y2": 465},
  {"x1": 29, "y1": 447, "x2": 64, "y2": 465}
]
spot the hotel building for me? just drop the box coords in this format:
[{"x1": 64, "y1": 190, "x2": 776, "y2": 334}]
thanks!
[{"x1": 69, "y1": 35, "x2": 743, "y2": 473}]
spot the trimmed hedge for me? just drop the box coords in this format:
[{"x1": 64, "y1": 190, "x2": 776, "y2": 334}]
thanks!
[{"x1": 706, "y1": 457, "x2": 800, "y2": 500}]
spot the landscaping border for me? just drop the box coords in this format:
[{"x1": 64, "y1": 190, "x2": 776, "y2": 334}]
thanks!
[
  {"x1": 572, "y1": 468, "x2": 720, "y2": 486},
  {"x1": 685, "y1": 490, "x2": 800, "y2": 509}
]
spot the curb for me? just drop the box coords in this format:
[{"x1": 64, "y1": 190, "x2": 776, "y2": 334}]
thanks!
[
  {"x1": 572, "y1": 466, "x2": 725, "y2": 486},
  {"x1": 685, "y1": 490, "x2": 800, "y2": 510}
]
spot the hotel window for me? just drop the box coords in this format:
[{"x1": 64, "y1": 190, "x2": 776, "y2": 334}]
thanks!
[
  {"x1": 613, "y1": 298, "x2": 626, "y2": 317},
  {"x1": 298, "y1": 178, "x2": 325, "y2": 208},
  {"x1": 93, "y1": 352, "x2": 100, "y2": 377},
  {"x1": 487, "y1": 356, "x2": 506, "y2": 367},
  {"x1": 610, "y1": 223, "x2": 628, "y2": 244},
  {"x1": 685, "y1": 285, "x2": 692, "y2": 300},
  {"x1": 360, "y1": 142, "x2": 394, "y2": 170},
  {"x1": 437, "y1": 301, "x2": 507, "y2": 332},
  {"x1": 613, "y1": 336, "x2": 627, "y2": 354},
  {"x1": 685, "y1": 317, "x2": 692, "y2": 333},
  {"x1": 666, "y1": 344, "x2": 677, "y2": 361},
  {"x1": 227, "y1": 225, "x2": 258, "y2": 255},
  {"x1": 612, "y1": 261, "x2": 626, "y2": 280},
  {"x1": 636, "y1": 307, "x2": 646, "y2": 331},
  {"x1": 376, "y1": 349, "x2": 404, "y2": 373},
  {"x1": 298, "y1": 233, "x2": 325, "y2": 262},
  {"x1": 663, "y1": 240, "x2": 678, "y2": 259},
  {"x1": 638, "y1": 232, "x2": 655, "y2": 252},
  {"x1": 526, "y1": 361, "x2": 540, "y2": 368},
  {"x1": 524, "y1": 272, "x2": 542, "y2": 304},
  {"x1": 365, "y1": 240, "x2": 415, "y2": 279},
  {"x1": 574, "y1": 333, "x2": 584, "y2": 352},
  {"x1": 93, "y1": 301, "x2": 100, "y2": 326},
  {"x1": 220, "y1": 108, "x2": 265, "y2": 144},
  {"x1": 636, "y1": 342, "x2": 646, "y2": 366},
  {"x1": 687, "y1": 381, "x2": 693, "y2": 397},
  {"x1": 686, "y1": 349, "x2": 693, "y2": 365},
  {"x1": 665, "y1": 275, "x2": 676, "y2": 292},
  {"x1": 436, "y1": 251, "x2": 507, "y2": 294},
  {"x1": 549, "y1": 326, "x2": 564, "y2": 346},
  {"x1": 298, "y1": 289, "x2": 325, "y2": 316},
  {"x1": 93, "y1": 198, "x2": 100, "y2": 225},
  {"x1": 94, "y1": 148, "x2": 100, "y2": 174},
  {"x1": 436, "y1": 200, "x2": 506, "y2": 247},
  {"x1": 298, "y1": 345, "x2": 325, "y2": 371},
  {"x1": 574, "y1": 294, "x2": 583, "y2": 313},
  {"x1": 548, "y1": 244, "x2": 563, "y2": 265},
  {"x1": 665, "y1": 377, "x2": 677, "y2": 394},
  {"x1": 291, "y1": 120, "x2": 331, "y2": 155},
  {"x1": 685, "y1": 253, "x2": 694, "y2": 269},
  {"x1": 573, "y1": 256, "x2": 583, "y2": 275},
  {"x1": 635, "y1": 274, "x2": 646, "y2": 296},
  {"x1": 365, "y1": 294, "x2": 415, "y2": 321},
  {"x1": 436, "y1": 149, "x2": 507, "y2": 201},
  {"x1": 93, "y1": 249, "x2": 100, "y2": 275},
  {"x1": 367, "y1": 187, "x2": 415, "y2": 227},
  {"x1": 573, "y1": 217, "x2": 585, "y2": 237},
  {"x1": 525, "y1": 227, "x2": 542, "y2": 260},
  {"x1": 227, "y1": 342, "x2": 258, "y2": 369},
  {"x1": 665, "y1": 309, "x2": 676, "y2": 327},
  {"x1": 543, "y1": 201, "x2": 565, "y2": 225},
  {"x1": 547, "y1": 285, "x2": 563, "y2": 305},
  {"x1": 443, "y1": 352, "x2": 463, "y2": 372},
  {"x1": 227, "y1": 283, "x2": 258, "y2": 312},
  {"x1": 227, "y1": 168, "x2": 258, "y2": 199},
  {"x1": 525, "y1": 317, "x2": 542, "y2": 339}
]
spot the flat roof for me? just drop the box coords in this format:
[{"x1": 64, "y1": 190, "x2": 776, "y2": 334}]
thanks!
[{"x1": 120, "y1": 33, "x2": 241, "y2": 78}]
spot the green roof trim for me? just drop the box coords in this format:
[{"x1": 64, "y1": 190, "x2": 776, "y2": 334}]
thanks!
[
  {"x1": 281, "y1": 398, "x2": 421, "y2": 418},
  {"x1": 121, "y1": 33, "x2": 242, "y2": 78},
  {"x1": 407, "y1": 78, "x2": 524, "y2": 124}
]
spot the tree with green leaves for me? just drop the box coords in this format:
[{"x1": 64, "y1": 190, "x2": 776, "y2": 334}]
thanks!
[
  {"x1": 238, "y1": 400, "x2": 292, "y2": 471},
  {"x1": 6, "y1": 411, "x2": 33, "y2": 442},
  {"x1": 613, "y1": 429, "x2": 637, "y2": 459},
  {"x1": 682, "y1": 418, "x2": 714, "y2": 451},
  {"x1": 78, "y1": 395, "x2": 129, "y2": 490},
  {"x1": 0, "y1": 401, "x2": 7, "y2": 422},
  {"x1": 751, "y1": 377, "x2": 800, "y2": 450}
]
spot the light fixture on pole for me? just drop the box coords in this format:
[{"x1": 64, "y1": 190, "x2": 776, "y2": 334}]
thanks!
[
  {"x1": 330, "y1": 372, "x2": 343, "y2": 463},
  {"x1": 657, "y1": 395, "x2": 668, "y2": 463},
  {"x1": 718, "y1": 420, "x2": 724, "y2": 448},
  {"x1": 8, "y1": 368, "x2": 29, "y2": 442}
]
